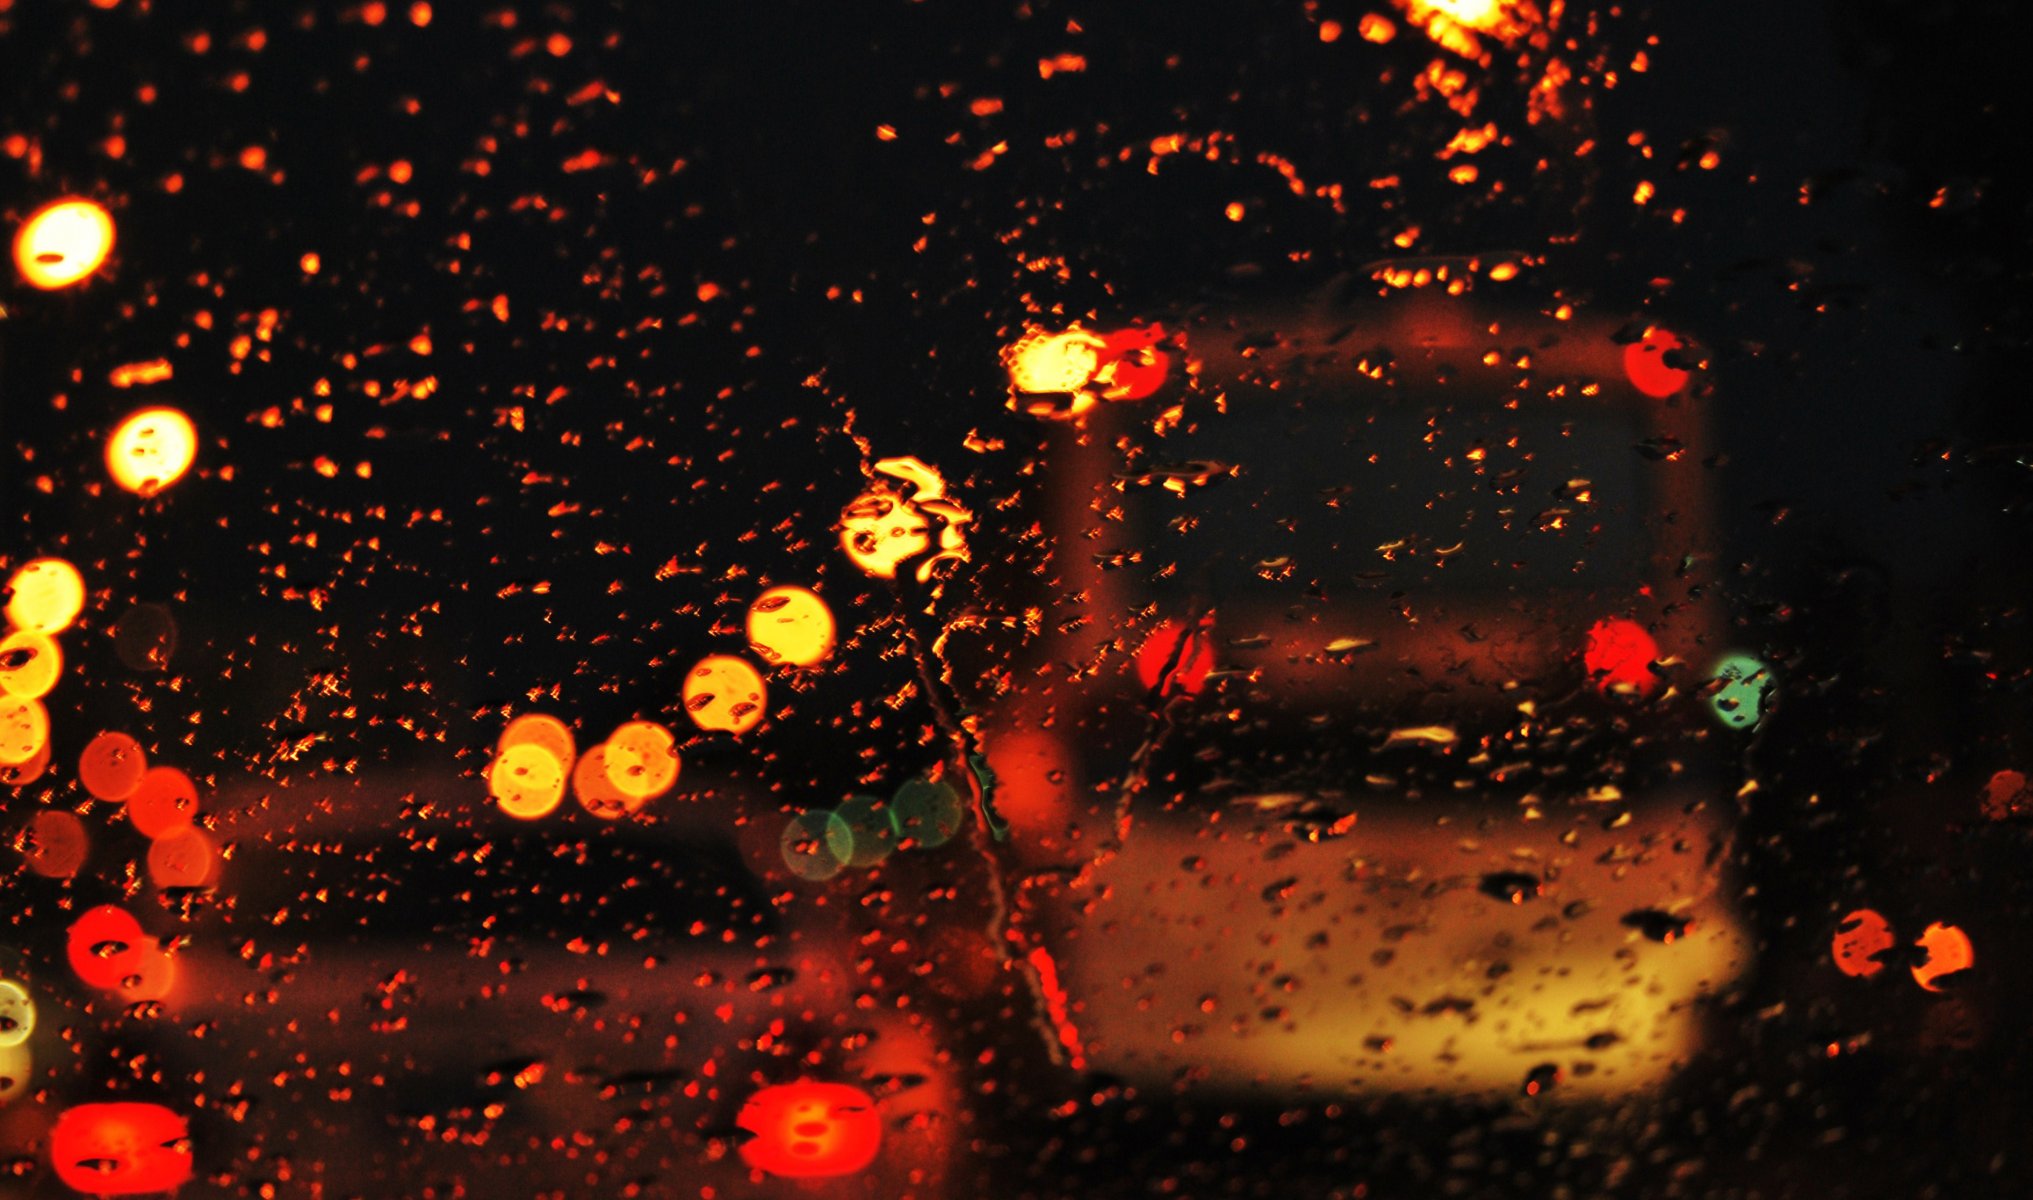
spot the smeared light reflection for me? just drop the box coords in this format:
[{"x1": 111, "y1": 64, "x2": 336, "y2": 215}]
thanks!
[
  {"x1": 4, "y1": 557, "x2": 86, "y2": 634},
  {"x1": 1582, "y1": 617, "x2": 1659, "y2": 694},
  {"x1": 1831, "y1": 908, "x2": 1894, "y2": 979},
  {"x1": 779, "y1": 810, "x2": 852, "y2": 881},
  {"x1": 1135, "y1": 617, "x2": 1216, "y2": 697},
  {"x1": 105, "y1": 406, "x2": 198, "y2": 496},
  {"x1": 12, "y1": 198, "x2": 114, "y2": 290},
  {"x1": 78, "y1": 731, "x2": 147, "y2": 801},
  {"x1": 0, "y1": 979, "x2": 33, "y2": 1048},
  {"x1": 682, "y1": 654, "x2": 767, "y2": 735},
  {"x1": 0, "y1": 629, "x2": 61, "y2": 699},
  {"x1": 838, "y1": 456, "x2": 971, "y2": 582},
  {"x1": 147, "y1": 828, "x2": 216, "y2": 889},
  {"x1": 603, "y1": 720, "x2": 680, "y2": 800},
  {"x1": 21, "y1": 809, "x2": 88, "y2": 878},
  {"x1": 736, "y1": 1081, "x2": 882, "y2": 1178},
  {"x1": 1912, "y1": 921, "x2": 1974, "y2": 993},
  {"x1": 488, "y1": 742, "x2": 566, "y2": 819},
  {"x1": 126, "y1": 766, "x2": 198, "y2": 840},
  {"x1": 834, "y1": 793, "x2": 898, "y2": 867},
  {"x1": 1623, "y1": 328, "x2": 1692, "y2": 398},
  {"x1": 50, "y1": 1103, "x2": 194, "y2": 1197},
  {"x1": 0, "y1": 696, "x2": 49, "y2": 768},
  {"x1": 746, "y1": 585, "x2": 836, "y2": 668}
]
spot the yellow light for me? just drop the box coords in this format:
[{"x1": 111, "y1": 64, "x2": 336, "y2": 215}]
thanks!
[
  {"x1": 0, "y1": 630, "x2": 62, "y2": 699},
  {"x1": 572, "y1": 744, "x2": 642, "y2": 819},
  {"x1": 4, "y1": 558, "x2": 86, "y2": 634},
  {"x1": 1005, "y1": 328, "x2": 1106, "y2": 395},
  {"x1": 499, "y1": 712, "x2": 576, "y2": 775},
  {"x1": 13, "y1": 198, "x2": 115, "y2": 290},
  {"x1": 0, "y1": 696, "x2": 50, "y2": 768},
  {"x1": 838, "y1": 456, "x2": 972, "y2": 582},
  {"x1": 602, "y1": 720, "x2": 681, "y2": 799},
  {"x1": 682, "y1": 654, "x2": 768, "y2": 735},
  {"x1": 488, "y1": 742, "x2": 566, "y2": 819},
  {"x1": 746, "y1": 585, "x2": 837, "y2": 668},
  {"x1": 106, "y1": 406, "x2": 199, "y2": 496}
]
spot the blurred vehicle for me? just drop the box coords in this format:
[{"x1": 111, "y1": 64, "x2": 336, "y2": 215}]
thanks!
[{"x1": 985, "y1": 259, "x2": 1752, "y2": 1099}]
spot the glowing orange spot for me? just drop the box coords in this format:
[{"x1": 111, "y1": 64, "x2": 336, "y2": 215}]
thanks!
[
  {"x1": 683, "y1": 655, "x2": 767, "y2": 735},
  {"x1": 571, "y1": 744, "x2": 641, "y2": 819},
  {"x1": 51, "y1": 1103, "x2": 193, "y2": 1197},
  {"x1": 1583, "y1": 618, "x2": 1659, "y2": 694},
  {"x1": 838, "y1": 457, "x2": 972, "y2": 581},
  {"x1": 603, "y1": 720, "x2": 681, "y2": 800},
  {"x1": 736, "y1": 1082, "x2": 882, "y2": 1179},
  {"x1": 1911, "y1": 921, "x2": 1973, "y2": 993},
  {"x1": 1318, "y1": 19, "x2": 1343, "y2": 41},
  {"x1": 1224, "y1": 200, "x2": 1246, "y2": 222},
  {"x1": 13, "y1": 198, "x2": 114, "y2": 289},
  {"x1": 300, "y1": 251, "x2": 321, "y2": 274},
  {"x1": 0, "y1": 979, "x2": 32, "y2": 1048},
  {"x1": 105, "y1": 406, "x2": 198, "y2": 495},
  {"x1": 1359, "y1": 13, "x2": 1398, "y2": 41},
  {"x1": 0, "y1": 696, "x2": 50, "y2": 768},
  {"x1": 1831, "y1": 908, "x2": 1894, "y2": 979},
  {"x1": 238, "y1": 144, "x2": 267, "y2": 171},
  {"x1": 126, "y1": 766, "x2": 199, "y2": 840},
  {"x1": 147, "y1": 827, "x2": 216, "y2": 889},
  {"x1": 1005, "y1": 327, "x2": 1106, "y2": 399},
  {"x1": 410, "y1": 1, "x2": 432, "y2": 25},
  {"x1": 746, "y1": 585, "x2": 836, "y2": 668},
  {"x1": 1136, "y1": 617, "x2": 1215, "y2": 697},
  {"x1": 489, "y1": 742, "x2": 566, "y2": 819},
  {"x1": 499, "y1": 712, "x2": 576, "y2": 774},
  {"x1": 1026, "y1": 946, "x2": 1088, "y2": 1068},
  {"x1": 5, "y1": 557, "x2": 87, "y2": 634},
  {"x1": 78, "y1": 731, "x2": 147, "y2": 800},
  {"x1": 0, "y1": 629, "x2": 61, "y2": 699},
  {"x1": 22, "y1": 809, "x2": 88, "y2": 879},
  {"x1": 107, "y1": 359, "x2": 174, "y2": 388},
  {"x1": 1623, "y1": 328, "x2": 1691, "y2": 398}
]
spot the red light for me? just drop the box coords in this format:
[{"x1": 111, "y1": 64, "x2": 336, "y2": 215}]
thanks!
[
  {"x1": 736, "y1": 1081, "x2": 882, "y2": 1178},
  {"x1": 1582, "y1": 618, "x2": 1658, "y2": 694},
  {"x1": 1135, "y1": 617, "x2": 1215, "y2": 697},
  {"x1": 50, "y1": 1103, "x2": 194, "y2": 1197},
  {"x1": 66, "y1": 906, "x2": 146, "y2": 991},
  {"x1": 1097, "y1": 325, "x2": 1173, "y2": 401},
  {"x1": 1622, "y1": 328, "x2": 1691, "y2": 398}
]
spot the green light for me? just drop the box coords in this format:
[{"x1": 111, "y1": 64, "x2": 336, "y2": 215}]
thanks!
[
  {"x1": 891, "y1": 777, "x2": 965, "y2": 849},
  {"x1": 779, "y1": 810, "x2": 853, "y2": 881},
  {"x1": 1707, "y1": 653, "x2": 1772, "y2": 730},
  {"x1": 835, "y1": 793, "x2": 899, "y2": 867}
]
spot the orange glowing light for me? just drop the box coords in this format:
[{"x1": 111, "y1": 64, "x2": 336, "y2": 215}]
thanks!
[
  {"x1": 1911, "y1": 921, "x2": 1974, "y2": 993},
  {"x1": 602, "y1": 720, "x2": 681, "y2": 800},
  {"x1": 66, "y1": 905, "x2": 147, "y2": 991},
  {"x1": 746, "y1": 585, "x2": 837, "y2": 668},
  {"x1": 1095, "y1": 325, "x2": 1174, "y2": 401},
  {"x1": 13, "y1": 198, "x2": 114, "y2": 290},
  {"x1": 1981, "y1": 769, "x2": 2030, "y2": 820},
  {"x1": 22, "y1": 809, "x2": 88, "y2": 879},
  {"x1": 1135, "y1": 617, "x2": 1216, "y2": 697},
  {"x1": 0, "y1": 735, "x2": 50, "y2": 787},
  {"x1": 1004, "y1": 327, "x2": 1105, "y2": 417},
  {"x1": 1831, "y1": 908, "x2": 1894, "y2": 979},
  {"x1": 50, "y1": 1103, "x2": 194, "y2": 1197},
  {"x1": 4, "y1": 557, "x2": 87, "y2": 635},
  {"x1": 1623, "y1": 328, "x2": 1692, "y2": 398},
  {"x1": 736, "y1": 1081, "x2": 882, "y2": 1179},
  {"x1": 499, "y1": 712, "x2": 577, "y2": 775},
  {"x1": 0, "y1": 979, "x2": 32, "y2": 1048},
  {"x1": 488, "y1": 742, "x2": 567, "y2": 819},
  {"x1": 682, "y1": 654, "x2": 767, "y2": 735},
  {"x1": 572, "y1": 744, "x2": 643, "y2": 819},
  {"x1": 125, "y1": 766, "x2": 198, "y2": 840},
  {"x1": 0, "y1": 696, "x2": 49, "y2": 768},
  {"x1": 0, "y1": 629, "x2": 61, "y2": 699},
  {"x1": 1583, "y1": 618, "x2": 1659, "y2": 694},
  {"x1": 78, "y1": 732, "x2": 148, "y2": 802},
  {"x1": 105, "y1": 407, "x2": 198, "y2": 496},
  {"x1": 838, "y1": 456, "x2": 972, "y2": 582},
  {"x1": 147, "y1": 827, "x2": 216, "y2": 889}
]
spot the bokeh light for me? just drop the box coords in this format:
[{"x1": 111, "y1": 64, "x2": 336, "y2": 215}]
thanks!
[
  {"x1": 838, "y1": 456, "x2": 972, "y2": 582},
  {"x1": 834, "y1": 793, "x2": 898, "y2": 867},
  {"x1": 602, "y1": 720, "x2": 680, "y2": 800},
  {"x1": 21, "y1": 809, "x2": 89, "y2": 879},
  {"x1": 1911, "y1": 921, "x2": 1974, "y2": 993},
  {"x1": 1623, "y1": 328, "x2": 1692, "y2": 398},
  {"x1": 66, "y1": 905, "x2": 147, "y2": 991},
  {"x1": 779, "y1": 810, "x2": 853, "y2": 881},
  {"x1": 746, "y1": 585, "x2": 837, "y2": 668},
  {"x1": 0, "y1": 630, "x2": 62, "y2": 699},
  {"x1": 0, "y1": 980, "x2": 33, "y2": 1048},
  {"x1": 488, "y1": 742, "x2": 567, "y2": 819},
  {"x1": 572, "y1": 744, "x2": 644, "y2": 819},
  {"x1": 12, "y1": 198, "x2": 114, "y2": 290},
  {"x1": 125, "y1": 766, "x2": 199, "y2": 840},
  {"x1": 110, "y1": 603, "x2": 178, "y2": 672},
  {"x1": 1005, "y1": 328, "x2": 1106, "y2": 396},
  {"x1": 105, "y1": 407, "x2": 199, "y2": 496},
  {"x1": 50, "y1": 1103, "x2": 194, "y2": 1197},
  {"x1": 682, "y1": 654, "x2": 767, "y2": 735},
  {"x1": 736, "y1": 1081, "x2": 882, "y2": 1179},
  {"x1": 499, "y1": 713, "x2": 576, "y2": 773},
  {"x1": 1707, "y1": 654, "x2": 1773, "y2": 730},
  {"x1": 147, "y1": 827, "x2": 216, "y2": 889},
  {"x1": 78, "y1": 732, "x2": 147, "y2": 802},
  {"x1": 1831, "y1": 908, "x2": 1894, "y2": 979},
  {"x1": 891, "y1": 777, "x2": 964, "y2": 850},
  {"x1": 0, "y1": 696, "x2": 50, "y2": 769},
  {"x1": 1582, "y1": 617, "x2": 1659, "y2": 694},
  {"x1": 4, "y1": 558, "x2": 86, "y2": 635}
]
